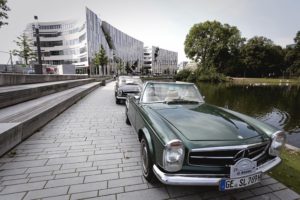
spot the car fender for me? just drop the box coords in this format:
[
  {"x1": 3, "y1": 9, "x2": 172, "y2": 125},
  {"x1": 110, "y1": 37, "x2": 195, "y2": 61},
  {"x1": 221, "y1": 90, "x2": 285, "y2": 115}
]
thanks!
[{"x1": 139, "y1": 127, "x2": 154, "y2": 158}]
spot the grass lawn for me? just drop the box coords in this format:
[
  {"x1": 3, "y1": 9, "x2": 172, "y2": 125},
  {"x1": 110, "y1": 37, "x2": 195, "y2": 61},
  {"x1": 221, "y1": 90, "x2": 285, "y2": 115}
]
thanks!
[
  {"x1": 269, "y1": 147, "x2": 300, "y2": 193},
  {"x1": 230, "y1": 77, "x2": 300, "y2": 85}
]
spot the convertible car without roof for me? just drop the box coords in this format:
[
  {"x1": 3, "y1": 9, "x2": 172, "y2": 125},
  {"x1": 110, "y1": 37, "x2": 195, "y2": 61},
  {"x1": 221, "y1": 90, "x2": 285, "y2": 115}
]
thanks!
[{"x1": 125, "y1": 81, "x2": 286, "y2": 191}]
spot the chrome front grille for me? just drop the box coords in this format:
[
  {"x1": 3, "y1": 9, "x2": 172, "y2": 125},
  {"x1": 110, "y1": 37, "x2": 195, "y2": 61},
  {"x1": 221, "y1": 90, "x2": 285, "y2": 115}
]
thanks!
[{"x1": 188, "y1": 142, "x2": 270, "y2": 167}]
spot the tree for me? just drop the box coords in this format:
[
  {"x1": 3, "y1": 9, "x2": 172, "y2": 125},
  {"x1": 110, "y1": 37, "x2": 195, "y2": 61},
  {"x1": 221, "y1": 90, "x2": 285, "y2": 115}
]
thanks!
[
  {"x1": 13, "y1": 33, "x2": 36, "y2": 65},
  {"x1": 285, "y1": 31, "x2": 300, "y2": 76},
  {"x1": 184, "y1": 20, "x2": 244, "y2": 73},
  {"x1": 93, "y1": 45, "x2": 108, "y2": 75},
  {"x1": 125, "y1": 62, "x2": 132, "y2": 74},
  {"x1": 0, "y1": 0, "x2": 10, "y2": 28},
  {"x1": 241, "y1": 36, "x2": 285, "y2": 77}
]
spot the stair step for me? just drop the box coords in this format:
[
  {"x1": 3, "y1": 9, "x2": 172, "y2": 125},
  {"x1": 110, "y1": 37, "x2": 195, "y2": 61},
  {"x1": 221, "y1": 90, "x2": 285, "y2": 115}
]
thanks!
[
  {"x1": 0, "y1": 82, "x2": 101, "y2": 157},
  {"x1": 0, "y1": 78, "x2": 95, "y2": 109}
]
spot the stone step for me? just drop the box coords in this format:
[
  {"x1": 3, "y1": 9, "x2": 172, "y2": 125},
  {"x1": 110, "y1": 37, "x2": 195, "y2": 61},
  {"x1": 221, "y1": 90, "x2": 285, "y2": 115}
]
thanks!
[
  {"x1": 0, "y1": 78, "x2": 95, "y2": 109},
  {"x1": 0, "y1": 82, "x2": 101, "y2": 157}
]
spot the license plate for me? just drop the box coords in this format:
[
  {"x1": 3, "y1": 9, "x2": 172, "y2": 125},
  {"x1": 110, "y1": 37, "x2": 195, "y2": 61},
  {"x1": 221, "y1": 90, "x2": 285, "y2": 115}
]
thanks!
[{"x1": 219, "y1": 173, "x2": 262, "y2": 191}]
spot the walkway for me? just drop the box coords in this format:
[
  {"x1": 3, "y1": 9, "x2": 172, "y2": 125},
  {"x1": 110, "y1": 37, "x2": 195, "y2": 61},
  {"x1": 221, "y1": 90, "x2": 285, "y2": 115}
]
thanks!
[{"x1": 0, "y1": 82, "x2": 299, "y2": 200}]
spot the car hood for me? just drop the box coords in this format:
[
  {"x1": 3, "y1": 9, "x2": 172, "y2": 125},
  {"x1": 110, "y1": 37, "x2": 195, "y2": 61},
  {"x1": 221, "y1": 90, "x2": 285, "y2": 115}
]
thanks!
[{"x1": 149, "y1": 103, "x2": 266, "y2": 141}]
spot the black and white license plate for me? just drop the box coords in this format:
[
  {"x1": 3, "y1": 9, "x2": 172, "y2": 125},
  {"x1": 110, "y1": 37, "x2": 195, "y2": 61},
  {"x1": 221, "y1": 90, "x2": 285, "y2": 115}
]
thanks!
[{"x1": 219, "y1": 173, "x2": 262, "y2": 191}]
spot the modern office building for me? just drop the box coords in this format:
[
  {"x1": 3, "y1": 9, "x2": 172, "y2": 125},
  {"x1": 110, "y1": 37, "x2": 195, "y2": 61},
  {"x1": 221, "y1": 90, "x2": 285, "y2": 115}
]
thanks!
[
  {"x1": 24, "y1": 8, "x2": 144, "y2": 74},
  {"x1": 143, "y1": 46, "x2": 178, "y2": 75}
]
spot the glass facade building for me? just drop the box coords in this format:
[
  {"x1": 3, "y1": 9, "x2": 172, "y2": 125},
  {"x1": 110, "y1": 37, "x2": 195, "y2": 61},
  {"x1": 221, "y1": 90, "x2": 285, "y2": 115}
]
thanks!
[
  {"x1": 24, "y1": 7, "x2": 177, "y2": 75},
  {"x1": 143, "y1": 46, "x2": 178, "y2": 75}
]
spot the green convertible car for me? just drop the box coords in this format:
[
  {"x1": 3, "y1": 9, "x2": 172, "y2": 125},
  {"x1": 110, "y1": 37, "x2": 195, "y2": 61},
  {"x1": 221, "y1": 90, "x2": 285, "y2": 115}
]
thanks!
[{"x1": 125, "y1": 81, "x2": 286, "y2": 191}]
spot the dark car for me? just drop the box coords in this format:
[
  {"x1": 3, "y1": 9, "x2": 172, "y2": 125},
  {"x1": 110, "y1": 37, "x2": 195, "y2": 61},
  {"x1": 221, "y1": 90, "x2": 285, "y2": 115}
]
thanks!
[
  {"x1": 125, "y1": 81, "x2": 286, "y2": 191},
  {"x1": 115, "y1": 76, "x2": 142, "y2": 104}
]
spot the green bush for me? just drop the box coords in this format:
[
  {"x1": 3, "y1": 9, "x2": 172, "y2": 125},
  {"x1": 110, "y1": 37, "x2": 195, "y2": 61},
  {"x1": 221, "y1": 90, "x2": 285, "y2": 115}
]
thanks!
[
  {"x1": 174, "y1": 69, "x2": 192, "y2": 81},
  {"x1": 197, "y1": 67, "x2": 227, "y2": 83},
  {"x1": 175, "y1": 67, "x2": 227, "y2": 83}
]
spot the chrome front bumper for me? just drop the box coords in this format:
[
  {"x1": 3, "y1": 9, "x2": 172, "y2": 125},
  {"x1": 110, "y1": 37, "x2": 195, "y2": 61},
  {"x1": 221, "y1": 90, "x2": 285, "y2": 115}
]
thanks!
[
  {"x1": 153, "y1": 157, "x2": 281, "y2": 186},
  {"x1": 116, "y1": 96, "x2": 127, "y2": 100}
]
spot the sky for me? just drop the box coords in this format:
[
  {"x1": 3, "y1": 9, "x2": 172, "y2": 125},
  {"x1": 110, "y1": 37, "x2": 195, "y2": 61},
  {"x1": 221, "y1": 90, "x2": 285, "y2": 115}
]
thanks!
[{"x1": 0, "y1": 0, "x2": 299, "y2": 64}]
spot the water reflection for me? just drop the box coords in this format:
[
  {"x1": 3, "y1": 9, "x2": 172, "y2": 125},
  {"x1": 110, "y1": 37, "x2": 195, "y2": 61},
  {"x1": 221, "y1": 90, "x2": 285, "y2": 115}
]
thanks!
[{"x1": 197, "y1": 83, "x2": 300, "y2": 147}]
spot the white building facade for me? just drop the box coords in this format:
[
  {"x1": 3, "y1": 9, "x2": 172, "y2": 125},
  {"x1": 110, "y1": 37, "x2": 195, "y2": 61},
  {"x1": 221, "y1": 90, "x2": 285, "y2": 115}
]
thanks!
[
  {"x1": 143, "y1": 46, "x2": 178, "y2": 75},
  {"x1": 24, "y1": 7, "x2": 144, "y2": 75}
]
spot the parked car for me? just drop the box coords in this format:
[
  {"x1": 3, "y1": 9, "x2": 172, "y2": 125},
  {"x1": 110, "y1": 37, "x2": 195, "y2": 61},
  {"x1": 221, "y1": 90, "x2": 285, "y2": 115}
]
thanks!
[
  {"x1": 115, "y1": 76, "x2": 142, "y2": 104},
  {"x1": 125, "y1": 81, "x2": 286, "y2": 191}
]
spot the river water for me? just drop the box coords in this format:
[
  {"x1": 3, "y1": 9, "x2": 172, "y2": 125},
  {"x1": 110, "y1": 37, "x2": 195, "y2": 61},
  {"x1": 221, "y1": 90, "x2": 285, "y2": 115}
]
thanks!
[{"x1": 197, "y1": 83, "x2": 300, "y2": 148}]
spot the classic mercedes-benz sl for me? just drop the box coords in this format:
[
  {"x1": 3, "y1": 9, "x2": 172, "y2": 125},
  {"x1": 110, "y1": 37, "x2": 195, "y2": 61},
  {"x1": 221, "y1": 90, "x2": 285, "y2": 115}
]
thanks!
[
  {"x1": 115, "y1": 76, "x2": 142, "y2": 104},
  {"x1": 125, "y1": 81, "x2": 286, "y2": 191}
]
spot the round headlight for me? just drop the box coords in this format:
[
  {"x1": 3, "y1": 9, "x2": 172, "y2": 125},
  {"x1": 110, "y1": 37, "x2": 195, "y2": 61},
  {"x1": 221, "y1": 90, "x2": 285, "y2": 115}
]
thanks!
[
  {"x1": 163, "y1": 139, "x2": 185, "y2": 172},
  {"x1": 117, "y1": 89, "x2": 122, "y2": 96},
  {"x1": 269, "y1": 131, "x2": 286, "y2": 156}
]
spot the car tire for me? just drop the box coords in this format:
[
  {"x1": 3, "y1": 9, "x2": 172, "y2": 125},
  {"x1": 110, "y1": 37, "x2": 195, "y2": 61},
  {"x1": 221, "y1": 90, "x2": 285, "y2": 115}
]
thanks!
[
  {"x1": 116, "y1": 98, "x2": 120, "y2": 104},
  {"x1": 140, "y1": 136, "x2": 156, "y2": 183}
]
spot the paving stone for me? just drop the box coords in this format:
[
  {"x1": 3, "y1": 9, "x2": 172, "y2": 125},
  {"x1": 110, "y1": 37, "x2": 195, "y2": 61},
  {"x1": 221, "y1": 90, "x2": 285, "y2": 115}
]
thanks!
[
  {"x1": 0, "y1": 159, "x2": 47, "y2": 169},
  {"x1": 251, "y1": 186, "x2": 273, "y2": 195},
  {"x1": 117, "y1": 188, "x2": 169, "y2": 200},
  {"x1": 79, "y1": 170, "x2": 101, "y2": 176},
  {"x1": 125, "y1": 183, "x2": 148, "y2": 192},
  {"x1": 61, "y1": 161, "x2": 93, "y2": 170},
  {"x1": 119, "y1": 169, "x2": 142, "y2": 178},
  {"x1": 88, "y1": 153, "x2": 124, "y2": 162},
  {"x1": 53, "y1": 169, "x2": 76, "y2": 175},
  {"x1": 108, "y1": 177, "x2": 143, "y2": 188},
  {"x1": 11, "y1": 155, "x2": 38, "y2": 162},
  {"x1": 76, "y1": 166, "x2": 98, "y2": 172},
  {"x1": 45, "y1": 177, "x2": 84, "y2": 188},
  {"x1": 261, "y1": 178, "x2": 278, "y2": 186},
  {"x1": 93, "y1": 159, "x2": 122, "y2": 167},
  {"x1": 0, "y1": 192, "x2": 26, "y2": 200},
  {"x1": 68, "y1": 181, "x2": 107, "y2": 193},
  {"x1": 85, "y1": 173, "x2": 119, "y2": 183},
  {"x1": 247, "y1": 193, "x2": 281, "y2": 200},
  {"x1": 0, "y1": 168, "x2": 27, "y2": 176},
  {"x1": 0, "y1": 181, "x2": 46, "y2": 194},
  {"x1": 29, "y1": 175, "x2": 54, "y2": 182},
  {"x1": 0, "y1": 174, "x2": 28, "y2": 181},
  {"x1": 26, "y1": 164, "x2": 61, "y2": 173},
  {"x1": 47, "y1": 156, "x2": 87, "y2": 165},
  {"x1": 99, "y1": 187, "x2": 124, "y2": 196},
  {"x1": 28, "y1": 171, "x2": 53, "y2": 178},
  {"x1": 43, "y1": 195, "x2": 70, "y2": 200},
  {"x1": 55, "y1": 172, "x2": 79, "y2": 179},
  {"x1": 70, "y1": 191, "x2": 97, "y2": 200},
  {"x1": 102, "y1": 168, "x2": 123, "y2": 174},
  {"x1": 166, "y1": 186, "x2": 200, "y2": 198},
  {"x1": 231, "y1": 190, "x2": 254, "y2": 200},
  {"x1": 88, "y1": 195, "x2": 116, "y2": 200},
  {"x1": 269, "y1": 182, "x2": 287, "y2": 191},
  {"x1": 23, "y1": 186, "x2": 69, "y2": 200},
  {"x1": 123, "y1": 165, "x2": 141, "y2": 171},
  {"x1": 1, "y1": 178, "x2": 29, "y2": 185},
  {"x1": 274, "y1": 188, "x2": 300, "y2": 200}
]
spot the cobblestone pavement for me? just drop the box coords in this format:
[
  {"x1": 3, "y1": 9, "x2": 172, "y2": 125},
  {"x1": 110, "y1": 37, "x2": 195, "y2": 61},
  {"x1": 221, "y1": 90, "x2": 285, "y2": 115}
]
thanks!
[{"x1": 0, "y1": 82, "x2": 299, "y2": 200}]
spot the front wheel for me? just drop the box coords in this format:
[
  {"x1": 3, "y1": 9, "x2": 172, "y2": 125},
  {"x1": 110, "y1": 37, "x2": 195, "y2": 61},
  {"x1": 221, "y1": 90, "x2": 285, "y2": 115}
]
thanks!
[{"x1": 140, "y1": 137, "x2": 156, "y2": 183}]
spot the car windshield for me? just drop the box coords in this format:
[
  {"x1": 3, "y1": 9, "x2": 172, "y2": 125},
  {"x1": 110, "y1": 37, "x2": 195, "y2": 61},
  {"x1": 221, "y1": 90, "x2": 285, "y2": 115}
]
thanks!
[
  {"x1": 141, "y1": 82, "x2": 204, "y2": 103},
  {"x1": 119, "y1": 77, "x2": 142, "y2": 86}
]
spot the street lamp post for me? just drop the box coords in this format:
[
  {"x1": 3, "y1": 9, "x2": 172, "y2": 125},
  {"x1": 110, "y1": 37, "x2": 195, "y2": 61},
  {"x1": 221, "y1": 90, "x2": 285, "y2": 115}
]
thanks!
[{"x1": 34, "y1": 15, "x2": 43, "y2": 74}]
